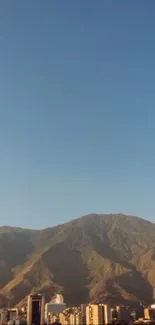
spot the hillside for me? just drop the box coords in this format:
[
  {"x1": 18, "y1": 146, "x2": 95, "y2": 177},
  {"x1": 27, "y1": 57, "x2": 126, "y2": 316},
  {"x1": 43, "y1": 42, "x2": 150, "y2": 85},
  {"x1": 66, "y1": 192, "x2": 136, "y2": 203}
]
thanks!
[{"x1": 0, "y1": 214, "x2": 155, "y2": 307}]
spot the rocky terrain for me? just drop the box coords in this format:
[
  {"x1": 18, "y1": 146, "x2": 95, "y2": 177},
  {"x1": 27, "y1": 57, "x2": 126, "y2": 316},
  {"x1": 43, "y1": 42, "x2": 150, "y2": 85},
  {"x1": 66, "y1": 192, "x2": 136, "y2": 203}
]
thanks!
[{"x1": 0, "y1": 213, "x2": 155, "y2": 307}]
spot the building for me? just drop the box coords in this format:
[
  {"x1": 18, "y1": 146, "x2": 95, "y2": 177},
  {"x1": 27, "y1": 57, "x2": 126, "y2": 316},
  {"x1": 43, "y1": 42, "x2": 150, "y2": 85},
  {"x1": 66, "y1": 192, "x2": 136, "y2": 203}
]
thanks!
[
  {"x1": 69, "y1": 311, "x2": 81, "y2": 325},
  {"x1": 59, "y1": 312, "x2": 69, "y2": 325},
  {"x1": 27, "y1": 294, "x2": 45, "y2": 325},
  {"x1": 0, "y1": 309, "x2": 8, "y2": 325},
  {"x1": 7, "y1": 308, "x2": 19, "y2": 323},
  {"x1": 49, "y1": 314, "x2": 58, "y2": 324},
  {"x1": 80, "y1": 304, "x2": 87, "y2": 325},
  {"x1": 111, "y1": 308, "x2": 117, "y2": 321},
  {"x1": 144, "y1": 308, "x2": 150, "y2": 320},
  {"x1": 104, "y1": 304, "x2": 112, "y2": 324},
  {"x1": 69, "y1": 313, "x2": 76, "y2": 325},
  {"x1": 45, "y1": 294, "x2": 66, "y2": 324},
  {"x1": 86, "y1": 304, "x2": 111, "y2": 325},
  {"x1": 75, "y1": 311, "x2": 81, "y2": 325},
  {"x1": 149, "y1": 306, "x2": 155, "y2": 321},
  {"x1": 116, "y1": 305, "x2": 131, "y2": 322},
  {"x1": 86, "y1": 305, "x2": 94, "y2": 325},
  {"x1": 135, "y1": 305, "x2": 145, "y2": 320},
  {"x1": 143, "y1": 305, "x2": 155, "y2": 321},
  {"x1": 81, "y1": 304, "x2": 87, "y2": 314}
]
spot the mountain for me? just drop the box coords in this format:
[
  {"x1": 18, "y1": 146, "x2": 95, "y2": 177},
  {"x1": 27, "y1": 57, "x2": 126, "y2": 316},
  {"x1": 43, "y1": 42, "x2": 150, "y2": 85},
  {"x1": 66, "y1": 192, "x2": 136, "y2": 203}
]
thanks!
[{"x1": 0, "y1": 214, "x2": 155, "y2": 307}]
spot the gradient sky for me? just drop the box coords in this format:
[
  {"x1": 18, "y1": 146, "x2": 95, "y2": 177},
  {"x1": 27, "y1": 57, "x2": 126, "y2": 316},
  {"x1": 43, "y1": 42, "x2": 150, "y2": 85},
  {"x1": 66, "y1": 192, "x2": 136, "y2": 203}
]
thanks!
[{"x1": 0, "y1": 1, "x2": 155, "y2": 228}]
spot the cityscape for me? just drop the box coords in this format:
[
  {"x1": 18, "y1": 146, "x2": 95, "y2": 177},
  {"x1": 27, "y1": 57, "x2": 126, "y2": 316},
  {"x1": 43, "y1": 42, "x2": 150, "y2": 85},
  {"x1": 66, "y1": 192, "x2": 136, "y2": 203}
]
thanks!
[
  {"x1": 1, "y1": 293, "x2": 155, "y2": 325},
  {"x1": 1, "y1": 1, "x2": 155, "y2": 325}
]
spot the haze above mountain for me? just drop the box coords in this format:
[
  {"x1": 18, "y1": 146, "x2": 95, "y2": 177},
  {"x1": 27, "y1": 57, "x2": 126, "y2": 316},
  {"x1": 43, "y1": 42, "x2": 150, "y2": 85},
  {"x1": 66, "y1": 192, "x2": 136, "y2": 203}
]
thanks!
[{"x1": 0, "y1": 213, "x2": 155, "y2": 307}]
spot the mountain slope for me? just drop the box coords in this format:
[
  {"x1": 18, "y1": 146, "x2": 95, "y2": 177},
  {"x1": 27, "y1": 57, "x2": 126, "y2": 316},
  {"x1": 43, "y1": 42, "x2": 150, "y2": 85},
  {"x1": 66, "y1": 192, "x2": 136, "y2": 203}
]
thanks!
[{"x1": 0, "y1": 214, "x2": 155, "y2": 307}]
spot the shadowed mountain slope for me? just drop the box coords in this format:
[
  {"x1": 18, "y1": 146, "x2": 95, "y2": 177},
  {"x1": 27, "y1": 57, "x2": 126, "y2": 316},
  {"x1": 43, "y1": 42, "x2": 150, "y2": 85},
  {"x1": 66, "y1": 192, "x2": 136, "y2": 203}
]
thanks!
[{"x1": 0, "y1": 214, "x2": 155, "y2": 307}]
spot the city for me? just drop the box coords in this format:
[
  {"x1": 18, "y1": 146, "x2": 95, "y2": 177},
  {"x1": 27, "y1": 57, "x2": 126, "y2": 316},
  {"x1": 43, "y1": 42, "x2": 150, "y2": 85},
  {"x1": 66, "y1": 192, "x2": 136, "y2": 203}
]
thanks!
[
  {"x1": 0, "y1": 1, "x2": 155, "y2": 325},
  {"x1": 1, "y1": 294, "x2": 155, "y2": 325}
]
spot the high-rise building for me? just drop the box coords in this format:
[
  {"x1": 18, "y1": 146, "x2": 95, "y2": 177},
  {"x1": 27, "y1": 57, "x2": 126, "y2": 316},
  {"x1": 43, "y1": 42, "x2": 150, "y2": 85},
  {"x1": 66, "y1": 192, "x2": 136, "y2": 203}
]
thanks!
[
  {"x1": 104, "y1": 304, "x2": 112, "y2": 324},
  {"x1": 135, "y1": 305, "x2": 144, "y2": 320},
  {"x1": 45, "y1": 294, "x2": 66, "y2": 324},
  {"x1": 116, "y1": 306, "x2": 130, "y2": 322},
  {"x1": 80, "y1": 304, "x2": 86, "y2": 325},
  {"x1": 111, "y1": 308, "x2": 117, "y2": 321},
  {"x1": 7, "y1": 308, "x2": 18, "y2": 323},
  {"x1": 144, "y1": 308, "x2": 150, "y2": 320},
  {"x1": 69, "y1": 313, "x2": 75, "y2": 325},
  {"x1": 59, "y1": 312, "x2": 69, "y2": 325},
  {"x1": 0, "y1": 309, "x2": 8, "y2": 325},
  {"x1": 27, "y1": 294, "x2": 45, "y2": 325},
  {"x1": 149, "y1": 305, "x2": 155, "y2": 321},
  {"x1": 86, "y1": 305, "x2": 93, "y2": 325},
  {"x1": 86, "y1": 304, "x2": 111, "y2": 325},
  {"x1": 69, "y1": 312, "x2": 81, "y2": 325}
]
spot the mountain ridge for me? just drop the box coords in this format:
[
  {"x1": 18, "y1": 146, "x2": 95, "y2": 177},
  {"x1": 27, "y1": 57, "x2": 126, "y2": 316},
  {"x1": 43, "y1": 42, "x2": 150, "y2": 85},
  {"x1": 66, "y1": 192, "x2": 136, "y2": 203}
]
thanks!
[
  {"x1": 0, "y1": 213, "x2": 154, "y2": 307},
  {"x1": 1, "y1": 212, "x2": 152, "y2": 231}
]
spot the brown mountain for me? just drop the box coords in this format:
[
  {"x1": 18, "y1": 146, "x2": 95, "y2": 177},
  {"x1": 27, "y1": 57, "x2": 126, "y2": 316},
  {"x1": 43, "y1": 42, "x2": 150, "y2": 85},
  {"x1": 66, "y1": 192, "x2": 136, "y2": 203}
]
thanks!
[{"x1": 0, "y1": 214, "x2": 155, "y2": 307}]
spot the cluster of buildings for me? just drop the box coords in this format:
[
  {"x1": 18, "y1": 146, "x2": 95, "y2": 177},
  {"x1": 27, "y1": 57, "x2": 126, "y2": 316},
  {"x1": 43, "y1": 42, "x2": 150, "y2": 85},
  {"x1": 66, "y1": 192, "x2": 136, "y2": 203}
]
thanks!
[
  {"x1": 1, "y1": 293, "x2": 155, "y2": 325},
  {"x1": 0, "y1": 308, "x2": 20, "y2": 325},
  {"x1": 27, "y1": 294, "x2": 119, "y2": 324},
  {"x1": 142, "y1": 304, "x2": 155, "y2": 323}
]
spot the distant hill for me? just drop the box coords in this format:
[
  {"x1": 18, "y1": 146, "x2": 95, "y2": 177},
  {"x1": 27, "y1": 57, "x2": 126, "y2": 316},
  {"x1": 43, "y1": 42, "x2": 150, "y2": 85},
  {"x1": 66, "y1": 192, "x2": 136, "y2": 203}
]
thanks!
[{"x1": 0, "y1": 213, "x2": 155, "y2": 307}]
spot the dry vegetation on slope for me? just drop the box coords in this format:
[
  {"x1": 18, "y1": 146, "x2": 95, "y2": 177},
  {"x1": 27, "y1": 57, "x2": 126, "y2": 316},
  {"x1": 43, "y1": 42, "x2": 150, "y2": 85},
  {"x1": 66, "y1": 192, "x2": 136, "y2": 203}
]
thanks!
[{"x1": 0, "y1": 214, "x2": 155, "y2": 307}]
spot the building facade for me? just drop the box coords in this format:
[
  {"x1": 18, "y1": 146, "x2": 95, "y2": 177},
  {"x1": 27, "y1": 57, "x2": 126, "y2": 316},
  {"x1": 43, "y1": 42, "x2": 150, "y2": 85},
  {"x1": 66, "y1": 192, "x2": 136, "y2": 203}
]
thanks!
[
  {"x1": 45, "y1": 294, "x2": 66, "y2": 324},
  {"x1": 27, "y1": 294, "x2": 45, "y2": 325},
  {"x1": 116, "y1": 306, "x2": 131, "y2": 322},
  {"x1": 86, "y1": 304, "x2": 111, "y2": 325}
]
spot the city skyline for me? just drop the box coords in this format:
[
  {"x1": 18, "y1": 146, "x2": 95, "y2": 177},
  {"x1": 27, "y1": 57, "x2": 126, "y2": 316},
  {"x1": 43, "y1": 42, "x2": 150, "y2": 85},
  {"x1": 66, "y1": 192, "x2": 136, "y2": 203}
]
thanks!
[{"x1": 1, "y1": 292, "x2": 155, "y2": 325}]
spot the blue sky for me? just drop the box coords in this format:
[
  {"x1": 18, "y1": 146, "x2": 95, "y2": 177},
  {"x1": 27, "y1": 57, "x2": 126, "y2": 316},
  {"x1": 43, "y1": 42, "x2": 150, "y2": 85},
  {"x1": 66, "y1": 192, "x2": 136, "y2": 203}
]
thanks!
[{"x1": 0, "y1": 1, "x2": 155, "y2": 228}]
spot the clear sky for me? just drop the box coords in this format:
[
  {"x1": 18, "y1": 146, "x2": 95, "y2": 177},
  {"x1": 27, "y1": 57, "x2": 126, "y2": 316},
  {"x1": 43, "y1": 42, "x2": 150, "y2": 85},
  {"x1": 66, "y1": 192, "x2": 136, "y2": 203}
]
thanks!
[{"x1": 0, "y1": 1, "x2": 155, "y2": 228}]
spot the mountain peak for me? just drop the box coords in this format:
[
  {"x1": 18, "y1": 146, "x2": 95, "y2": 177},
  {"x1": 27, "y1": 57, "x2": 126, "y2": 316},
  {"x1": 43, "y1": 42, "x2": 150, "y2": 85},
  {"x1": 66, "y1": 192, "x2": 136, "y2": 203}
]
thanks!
[{"x1": 0, "y1": 213, "x2": 154, "y2": 307}]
